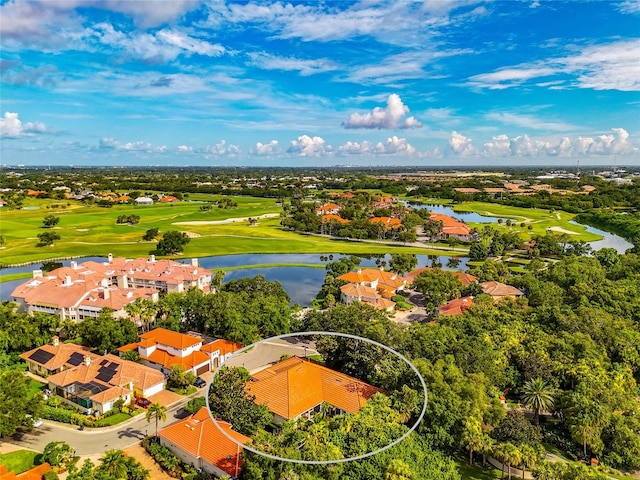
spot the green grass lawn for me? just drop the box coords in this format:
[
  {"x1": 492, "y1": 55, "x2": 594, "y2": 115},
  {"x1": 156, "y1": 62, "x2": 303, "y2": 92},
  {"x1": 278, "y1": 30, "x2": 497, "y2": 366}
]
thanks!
[
  {"x1": 451, "y1": 201, "x2": 602, "y2": 242},
  {"x1": 0, "y1": 196, "x2": 463, "y2": 266},
  {"x1": 27, "y1": 379, "x2": 47, "y2": 399},
  {"x1": 92, "y1": 412, "x2": 132, "y2": 427},
  {"x1": 454, "y1": 458, "x2": 502, "y2": 480},
  {"x1": 0, "y1": 450, "x2": 39, "y2": 474}
]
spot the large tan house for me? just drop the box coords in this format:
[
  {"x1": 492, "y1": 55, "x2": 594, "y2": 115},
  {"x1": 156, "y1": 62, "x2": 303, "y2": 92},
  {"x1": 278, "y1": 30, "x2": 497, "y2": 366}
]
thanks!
[{"x1": 10, "y1": 255, "x2": 213, "y2": 322}]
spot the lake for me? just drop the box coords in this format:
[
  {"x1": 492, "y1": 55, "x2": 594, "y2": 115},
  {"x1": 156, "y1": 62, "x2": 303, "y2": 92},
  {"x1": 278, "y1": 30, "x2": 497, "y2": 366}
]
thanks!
[
  {"x1": 405, "y1": 203, "x2": 506, "y2": 223},
  {"x1": 0, "y1": 253, "x2": 467, "y2": 306},
  {"x1": 568, "y1": 221, "x2": 634, "y2": 254}
]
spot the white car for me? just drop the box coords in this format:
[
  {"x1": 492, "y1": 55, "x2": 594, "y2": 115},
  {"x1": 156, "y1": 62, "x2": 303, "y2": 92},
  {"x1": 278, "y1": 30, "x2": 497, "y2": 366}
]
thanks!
[{"x1": 33, "y1": 419, "x2": 43, "y2": 428}]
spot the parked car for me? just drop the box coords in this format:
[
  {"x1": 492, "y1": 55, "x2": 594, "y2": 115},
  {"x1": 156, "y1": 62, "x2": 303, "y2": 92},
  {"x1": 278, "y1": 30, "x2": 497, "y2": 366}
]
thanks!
[
  {"x1": 194, "y1": 377, "x2": 207, "y2": 388},
  {"x1": 33, "y1": 419, "x2": 43, "y2": 428},
  {"x1": 136, "y1": 397, "x2": 151, "y2": 408}
]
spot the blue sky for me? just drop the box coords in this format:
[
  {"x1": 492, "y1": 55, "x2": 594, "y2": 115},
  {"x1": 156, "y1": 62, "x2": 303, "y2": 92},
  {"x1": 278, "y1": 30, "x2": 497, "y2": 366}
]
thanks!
[{"x1": 1, "y1": 0, "x2": 639, "y2": 167}]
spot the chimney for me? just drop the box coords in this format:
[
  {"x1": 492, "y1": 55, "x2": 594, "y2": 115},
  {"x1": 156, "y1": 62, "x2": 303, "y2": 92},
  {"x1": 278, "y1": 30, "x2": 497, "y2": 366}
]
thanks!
[
  {"x1": 128, "y1": 381, "x2": 134, "y2": 391},
  {"x1": 108, "y1": 253, "x2": 113, "y2": 264},
  {"x1": 64, "y1": 275, "x2": 72, "y2": 286},
  {"x1": 103, "y1": 288, "x2": 110, "y2": 300},
  {"x1": 357, "y1": 269, "x2": 362, "y2": 274},
  {"x1": 379, "y1": 265, "x2": 384, "y2": 271},
  {"x1": 101, "y1": 278, "x2": 109, "y2": 288},
  {"x1": 52, "y1": 336, "x2": 59, "y2": 347},
  {"x1": 33, "y1": 269, "x2": 43, "y2": 278},
  {"x1": 149, "y1": 254, "x2": 156, "y2": 263},
  {"x1": 193, "y1": 269, "x2": 198, "y2": 275},
  {"x1": 117, "y1": 274, "x2": 129, "y2": 289},
  {"x1": 70, "y1": 261, "x2": 78, "y2": 270},
  {"x1": 84, "y1": 355, "x2": 92, "y2": 366},
  {"x1": 191, "y1": 258, "x2": 199, "y2": 267}
]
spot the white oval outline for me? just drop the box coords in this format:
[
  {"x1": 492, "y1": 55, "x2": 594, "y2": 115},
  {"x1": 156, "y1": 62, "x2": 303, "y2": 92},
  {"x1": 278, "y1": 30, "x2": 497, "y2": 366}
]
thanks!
[{"x1": 206, "y1": 331, "x2": 428, "y2": 465}]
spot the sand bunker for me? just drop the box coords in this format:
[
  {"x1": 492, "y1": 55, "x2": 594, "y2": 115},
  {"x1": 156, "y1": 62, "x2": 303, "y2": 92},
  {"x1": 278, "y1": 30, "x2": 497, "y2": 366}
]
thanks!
[
  {"x1": 174, "y1": 213, "x2": 280, "y2": 226},
  {"x1": 548, "y1": 226, "x2": 578, "y2": 235}
]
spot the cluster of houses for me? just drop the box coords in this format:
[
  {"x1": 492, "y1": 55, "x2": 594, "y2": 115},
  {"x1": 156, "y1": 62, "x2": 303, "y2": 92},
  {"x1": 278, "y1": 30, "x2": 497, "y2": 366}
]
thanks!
[
  {"x1": 315, "y1": 195, "x2": 483, "y2": 243},
  {"x1": 19, "y1": 327, "x2": 381, "y2": 478},
  {"x1": 336, "y1": 264, "x2": 524, "y2": 316},
  {"x1": 10, "y1": 255, "x2": 213, "y2": 324},
  {"x1": 20, "y1": 328, "x2": 242, "y2": 415}
]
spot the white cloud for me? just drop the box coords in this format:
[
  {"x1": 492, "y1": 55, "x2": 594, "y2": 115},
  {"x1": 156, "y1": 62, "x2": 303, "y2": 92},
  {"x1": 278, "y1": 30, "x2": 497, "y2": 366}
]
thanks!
[
  {"x1": 92, "y1": 23, "x2": 225, "y2": 63},
  {"x1": 177, "y1": 145, "x2": 193, "y2": 152},
  {"x1": 618, "y1": 0, "x2": 640, "y2": 14},
  {"x1": 374, "y1": 136, "x2": 416, "y2": 155},
  {"x1": 0, "y1": 111, "x2": 48, "y2": 137},
  {"x1": 98, "y1": 137, "x2": 166, "y2": 153},
  {"x1": 343, "y1": 94, "x2": 422, "y2": 129},
  {"x1": 338, "y1": 140, "x2": 371, "y2": 155},
  {"x1": 204, "y1": 140, "x2": 240, "y2": 155},
  {"x1": 253, "y1": 140, "x2": 281, "y2": 155},
  {"x1": 468, "y1": 39, "x2": 640, "y2": 91},
  {"x1": 449, "y1": 131, "x2": 477, "y2": 156},
  {"x1": 288, "y1": 135, "x2": 330, "y2": 156},
  {"x1": 478, "y1": 128, "x2": 637, "y2": 157},
  {"x1": 248, "y1": 52, "x2": 337, "y2": 76},
  {"x1": 485, "y1": 112, "x2": 579, "y2": 132}
]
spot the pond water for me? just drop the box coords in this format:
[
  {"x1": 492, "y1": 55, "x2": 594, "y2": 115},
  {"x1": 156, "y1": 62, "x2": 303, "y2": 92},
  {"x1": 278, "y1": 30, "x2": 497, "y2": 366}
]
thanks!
[
  {"x1": 406, "y1": 203, "x2": 507, "y2": 223},
  {"x1": 0, "y1": 253, "x2": 467, "y2": 306},
  {"x1": 568, "y1": 221, "x2": 634, "y2": 254}
]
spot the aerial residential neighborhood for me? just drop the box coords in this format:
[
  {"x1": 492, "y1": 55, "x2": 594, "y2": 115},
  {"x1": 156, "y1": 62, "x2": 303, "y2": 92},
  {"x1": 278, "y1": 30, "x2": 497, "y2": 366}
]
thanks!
[{"x1": 1, "y1": 165, "x2": 640, "y2": 480}]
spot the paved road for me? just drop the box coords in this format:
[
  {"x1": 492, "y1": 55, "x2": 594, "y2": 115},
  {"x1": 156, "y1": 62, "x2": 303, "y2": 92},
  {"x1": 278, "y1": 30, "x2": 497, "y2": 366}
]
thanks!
[
  {"x1": 2, "y1": 390, "x2": 199, "y2": 455},
  {"x1": 225, "y1": 337, "x2": 318, "y2": 374}
]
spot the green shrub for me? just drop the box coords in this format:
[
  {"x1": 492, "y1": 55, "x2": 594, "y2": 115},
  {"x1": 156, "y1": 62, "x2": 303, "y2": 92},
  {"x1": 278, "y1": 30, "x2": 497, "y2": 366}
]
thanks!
[
  {"x1": 43, "y1": 471, "x2": 59, "y2": 480},
  {"x1": 41, "y1": 406, "x2": 74, "y2": 423}
]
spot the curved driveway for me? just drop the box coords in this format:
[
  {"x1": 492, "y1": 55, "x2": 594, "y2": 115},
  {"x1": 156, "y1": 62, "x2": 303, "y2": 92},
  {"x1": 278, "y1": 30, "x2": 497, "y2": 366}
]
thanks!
[{"x1": 4, "y1": 394, "x2": 193, "y2": 455}]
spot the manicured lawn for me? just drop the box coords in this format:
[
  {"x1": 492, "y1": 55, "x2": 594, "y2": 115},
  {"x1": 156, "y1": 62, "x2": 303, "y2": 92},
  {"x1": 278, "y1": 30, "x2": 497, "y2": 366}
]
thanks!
[
  {"x1": 92, "y1": 412, "x2": 132, "y2": 426},
  {"x1": 454, "y1": 458, "x2": 502, "y2": 480},
  {"x1": 0, "y1": 450, "x2": 39, "y2": 474},
  {"x1": 0, "y1": 196, "x2": 463, "y2": 266},
  {"x1": 27, "y1": 379, "x2": 47, "y2": 399},
  {"x1": 450, "y1": 201, "x2": 602, "y2": 242}
]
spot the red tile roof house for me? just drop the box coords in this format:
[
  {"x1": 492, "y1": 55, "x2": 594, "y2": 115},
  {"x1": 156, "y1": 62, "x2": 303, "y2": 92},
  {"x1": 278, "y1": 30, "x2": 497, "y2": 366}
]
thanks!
[
  {"x1": 438, "y1": 296, "x2": 474, "y2": 316},
  {"x1": 315, "y1": 203, "x2": 341, "y2": 215},
  {"x1": 46, "y1": 353, "x2": 165, "y2": 414},
  {"x1": 158, "y1": 407, "x2": 251, "y2": 479},
  {"x1": 10, "y1": 255, "x2": 213, "y2": 323},
  {"x1": 20, "y1": 336, "x2": 101, "y2": 377},
  {"x1": 118, "y1": 328, "x2": 242, "y2": 376},
  {"x1": 337, "y1": 267, "x2": 410, "y2": 312},
  {"x1": 428, "y1": 212, "x2": 479, "y2": 242},
  {"x1": 480, "y1": 281, "x2": 524, "y2": 302},
  {"x1": 246, "y1": 356, "x2": 383, "y2": 423}
]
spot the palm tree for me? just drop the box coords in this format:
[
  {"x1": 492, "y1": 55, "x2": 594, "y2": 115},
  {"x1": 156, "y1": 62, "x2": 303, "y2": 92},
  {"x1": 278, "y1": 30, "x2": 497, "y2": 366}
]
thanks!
[
  {"x1": 98, "y1": 449, "x2": 128, "y2": 479},
  {"x1": 477, "y1": 433, "x2": 495, "y2": 467},
  {"x1": 518, "y1": 443, "x2": 539, "y2": 479},
  {"x1": 461, "y1": 418, "x2": 484, "y2": 465},
  {"x1": 146, "y1": 402, "x2": 168, "y2": 437},
  {"x1": 493, "y1": 442, "x2": 521, "y2": 480},
  {"x1": 385, "y1": 459, "x2": 413, "y2": 480},
  {"x1": 521, "y1": 378, "x2": 555, "y2": 425}
]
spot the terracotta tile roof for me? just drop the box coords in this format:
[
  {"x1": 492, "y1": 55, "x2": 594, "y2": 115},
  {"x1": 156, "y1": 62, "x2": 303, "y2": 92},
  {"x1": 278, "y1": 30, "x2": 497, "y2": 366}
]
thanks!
[
  {"x1": 158, "y1": 196, "x2": 179, "y2": 203},
  {"x1": 316, "y1": 202, "x2": 340, "y2": 210},
  {"x1": 480, "y1": 281, "x2": 523, "y2": 298},
  {"x1": 340, "y1": 283, "x2": 378, "y2": 299},
  {"x1": 369, "y1": 217, "x2": 402, "y2": 228},
  {"x1": 484, "y1": 188, "x2": 507, "y2": 193},
  {"x1": 449, "y1": 271, "x2": 478, "y2": 286},
  {"x1": 337, "y1": 271, "x2": 377, "y2": 285},
  {"x1": 90, "y1": 386, "x2": 130, "y2": 404},
  {"x1": 363, "y1": 297, "x2": 396, "y2": 310},
  {"x1": 246, "y1": 356, "x2": 382, "y2": 420},
  {"x1": 438, "y1": 296, "x2": 474, "y2": 316},
  {"x1": 117, "y1": 342, "x2": 140, "y2": 353},
  {"x1": 143, "y1": 349, "x2": 210, "y2": 370},
  {"x1": 454, "y1": 187, "x2": 481, "y2": 193},
  {"x1": 159, "y1": 407, "x2": 250, "y2": 478},
  {"x1": 19, "y1": 341, "x2": 99, "y2": 371},
  {"x1": 321, "y1": 214, "x2": 350, "y2": 224},
  {"x1": 201, "y1": 339, "x2": 243, "y2": 356},
  {"x1": 360, "y1": 268, "x2": 407, "y2": 289},
  {"x1": 15, "y1": 463, "x2": 52, "y2": 480},
  {"x1": 139, "y1": 328, "x2": 202, "y2": 350},
  {"x1": 47, "y1": 353, "x2": 165, "y2": 393}
]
